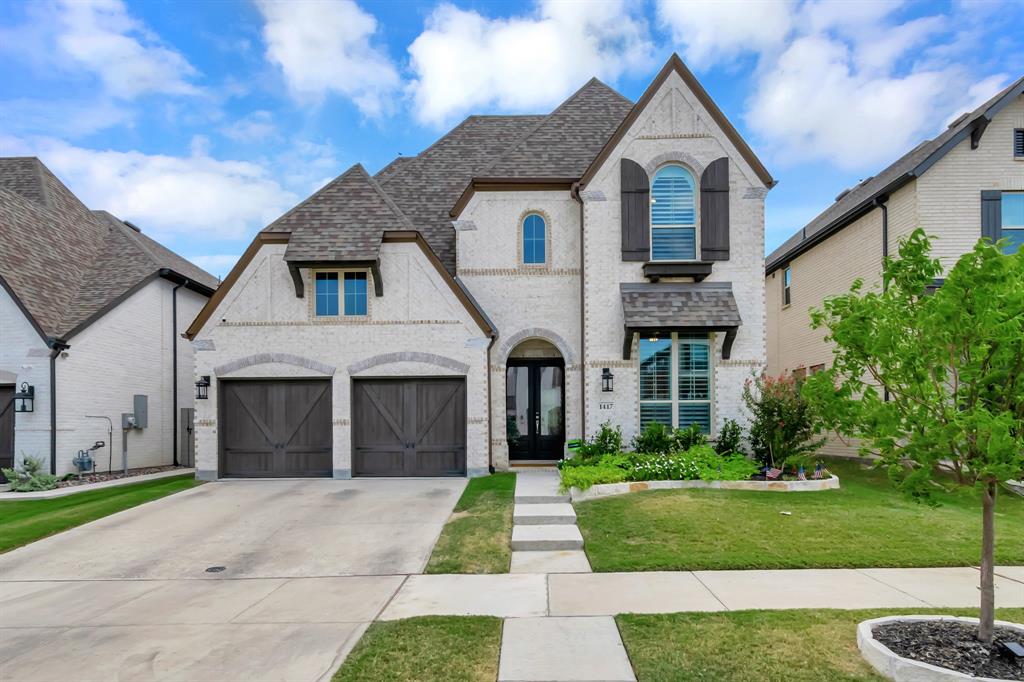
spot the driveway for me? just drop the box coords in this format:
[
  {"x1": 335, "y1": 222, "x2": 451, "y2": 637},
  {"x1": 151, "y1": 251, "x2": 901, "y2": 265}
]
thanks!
[{"x1": 0, "y1": 478, "x2": 465, "y2": 682}]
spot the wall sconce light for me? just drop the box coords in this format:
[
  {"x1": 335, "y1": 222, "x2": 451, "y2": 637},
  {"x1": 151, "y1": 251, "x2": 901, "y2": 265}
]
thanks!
[
  {"x1": 195, "y1": 376, "x2": 210, "y2": 400},
  {"x1": 13, "y1": 382, "x2": 34, "y2": 412},
  {"x1": 601, "y1": 368, "x2": 614, "y2": 392}
]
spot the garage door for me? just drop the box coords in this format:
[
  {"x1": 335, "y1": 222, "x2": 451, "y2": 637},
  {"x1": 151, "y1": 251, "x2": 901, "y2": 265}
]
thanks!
[
  {"x1": 220, "y1": 379, "x2": 332, "y2": 477},
  {"x1": 352, "y1": 378, "x2": 466, "y2": 477}
]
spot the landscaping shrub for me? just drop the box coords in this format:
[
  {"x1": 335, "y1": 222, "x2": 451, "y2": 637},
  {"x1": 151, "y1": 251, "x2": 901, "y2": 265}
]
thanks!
[
  {"x1": 560, "y1": 446, "x2": 759, "y2": 491},
  {"x1": 1, "y1": 455, "x2": 59, "y2": 492},
  {"x1": 742, "y1": 373, "x2": 824, "y2": 468},
  {"x1": 558, "y1": 455, "x2": 630, "y2": 490},
  {"x1": 714, "y1": 418, "x2": 745, "y2": 456},
  {"x1": 673, "y1": 423, "x2": 707, "y2": 451},
  {"x1": 573, "y1": 421, "x2": 622, "y2": 460},
  {"x1": 631, "y1": 422, "x2": 675, "y2": 455}
]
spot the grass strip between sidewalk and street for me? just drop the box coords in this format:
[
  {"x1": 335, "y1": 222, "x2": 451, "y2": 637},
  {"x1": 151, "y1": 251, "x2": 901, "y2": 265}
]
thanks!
[
  {"x1": 333, "y1": 616, "x2": 502, "y2": 682},
  {"x1": 575, "y1": 459, "x2": 1024, "y2": 572},
  {"x1": 425, "y1": 472, "x2": 515, "y2": 574},
  {"x1": 0, "y1": 474, "x2": 202, "y2": 553}
]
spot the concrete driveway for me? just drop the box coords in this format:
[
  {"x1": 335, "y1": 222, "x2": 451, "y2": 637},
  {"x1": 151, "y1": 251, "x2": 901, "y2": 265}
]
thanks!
[{"x1": 0, "y1": 478, "x2": 465, "y2": 682}]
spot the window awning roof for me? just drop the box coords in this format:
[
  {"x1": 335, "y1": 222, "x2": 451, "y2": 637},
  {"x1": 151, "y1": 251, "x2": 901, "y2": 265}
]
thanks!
[{"x1": 620, "y1": 282, "x2": 742, "y2": 359}]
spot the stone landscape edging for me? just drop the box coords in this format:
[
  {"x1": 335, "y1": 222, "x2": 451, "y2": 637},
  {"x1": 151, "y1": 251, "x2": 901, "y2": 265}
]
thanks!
[
  {"x1": 570, "y1": 475, "x2": 839, "y2": 501},
  {"x1": 857, "y1": 615, "x2": 1024, "y2": 681}
]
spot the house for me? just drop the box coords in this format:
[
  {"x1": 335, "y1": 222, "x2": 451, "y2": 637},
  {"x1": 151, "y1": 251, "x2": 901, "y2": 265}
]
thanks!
[
  {"x1": 0, "y1": 158, "x2": 218, "y2": 476},
  {"x1": 765, "y1": 75, "x2": 1024, "y2": 455},
  {"x1": 184, "y1": 54, "x2": 774, "y2": 480}
]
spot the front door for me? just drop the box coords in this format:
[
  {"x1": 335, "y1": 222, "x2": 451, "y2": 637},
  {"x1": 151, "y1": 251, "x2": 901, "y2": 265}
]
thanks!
[{"x1": 506, "y1": 360, "x2": 564, "y2": 460}]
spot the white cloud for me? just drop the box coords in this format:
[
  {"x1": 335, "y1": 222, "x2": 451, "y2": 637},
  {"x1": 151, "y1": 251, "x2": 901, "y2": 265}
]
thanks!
[
  {"x1": 407, "y1": 0, "x2": 655, "y2": 126},
  {"x1": 221, "y1": 110, "x2": 277, "y2": 143},
  {"x1": 656, "y1": 0, "x2": 794, "y2": 69},
  {"x1": 256, "y1": 0, "x2": 399, "y2": 116},
  {"x1": 0, "y1": 98, "x2": 135, "y2": 138},
  {"x1": 1, "y1": 135, "x2": 297, "y2": 240}
]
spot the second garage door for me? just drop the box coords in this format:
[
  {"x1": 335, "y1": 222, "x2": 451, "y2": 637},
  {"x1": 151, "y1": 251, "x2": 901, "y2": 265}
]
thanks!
[{"x1": 352, "y1": 378, "x2": 466, "y2": 477}]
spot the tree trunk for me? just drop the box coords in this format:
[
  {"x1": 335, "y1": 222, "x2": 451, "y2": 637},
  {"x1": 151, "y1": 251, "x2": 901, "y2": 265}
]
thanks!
[{"x1": 979, "y1": 480, "x2": 996, "y2": 644}]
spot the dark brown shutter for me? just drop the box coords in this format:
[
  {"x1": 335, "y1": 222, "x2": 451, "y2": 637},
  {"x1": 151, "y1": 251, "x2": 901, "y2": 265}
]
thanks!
[
  {"x1": 981, "y1": 190, "x2": 1002, "y2": 243},
  {"x1": 700, "y1": 157, "x2": 730, "y2": 261},
  {"x1": 620, "y1": 158, "x2": 650, "y2": 261}
]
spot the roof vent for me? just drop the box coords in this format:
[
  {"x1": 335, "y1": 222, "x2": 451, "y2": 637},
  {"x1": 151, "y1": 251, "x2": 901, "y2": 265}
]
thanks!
[
  {"x1": 857, "y1": 175, "x2": 874, "y2": 187},
  {"x1": 835, "y1": 188, "x2": 852, "y2": 202},
  {"x1": 123, "y1": 220, "x2": 142, "y2": 233},
  {"x1": 947, "y1": 112, "x2": 970, "y2": 129}
]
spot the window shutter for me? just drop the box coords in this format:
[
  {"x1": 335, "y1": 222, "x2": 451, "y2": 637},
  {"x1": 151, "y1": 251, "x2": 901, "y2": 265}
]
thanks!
[
  {"x1": 981, "y1": 190, "x2": 1002, "y2": 243},
  {"x1": 620, "y1": 158, "x2": 650, "y2": 261},
  {"x1": 700, "y1": 157, "x2": 730, "y2": 261},
  {"x1": 1015, "y1": 129, "x2": 1024, "y2": 158}
]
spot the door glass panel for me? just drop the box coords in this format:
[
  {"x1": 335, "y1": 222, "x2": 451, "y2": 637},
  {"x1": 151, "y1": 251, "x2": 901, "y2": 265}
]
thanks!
[
  {"x1": 538, "y1": 366, "x2": 563, "y2": 436},
  {"x1": 505, "y1": 366, "x2": 530, "y2": 444}
]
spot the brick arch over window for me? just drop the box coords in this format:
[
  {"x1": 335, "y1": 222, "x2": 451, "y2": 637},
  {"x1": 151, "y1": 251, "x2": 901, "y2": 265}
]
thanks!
[
  {"x1": 497, "y1": 328, "x2": 576, "y2": 365},
  {"x1": 347, "y1": 352, "x2": 470, "y2": 375},
  {"x1": 644, "y1": 152, "x2": 704, "y2": 180},
  {"x1": 215, "y1": 353, "x2": 336, "y2": 376}
]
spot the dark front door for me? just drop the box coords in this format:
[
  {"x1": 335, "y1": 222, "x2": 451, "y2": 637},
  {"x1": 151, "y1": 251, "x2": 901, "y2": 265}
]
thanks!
[
  {"x1": 506, "y1": 360, "x2": 564, "y2": 460},
  {"x1": 220, "y1": 379, "x2": 332, "y2": 478},
  {"x1": 0, "y1": 385, "x2": 14, "y2": 477},
  {"x1": 352, "y1": 378, "x2": 467, "y2": 477}
]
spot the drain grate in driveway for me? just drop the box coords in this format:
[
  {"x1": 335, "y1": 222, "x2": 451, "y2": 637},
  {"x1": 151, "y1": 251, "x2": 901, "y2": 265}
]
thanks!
[{"x1": 205, "y1": 566, "x2": 226, "y2": 573}]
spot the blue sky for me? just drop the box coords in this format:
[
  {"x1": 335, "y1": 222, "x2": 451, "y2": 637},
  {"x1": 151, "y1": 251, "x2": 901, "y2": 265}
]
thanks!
[{"x1": 1, "y1": 0, "x2": 1021, "y2": 278}]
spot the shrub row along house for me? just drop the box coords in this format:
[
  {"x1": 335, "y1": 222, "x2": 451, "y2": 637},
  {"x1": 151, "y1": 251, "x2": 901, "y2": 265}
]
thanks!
[
  {"x1": 765, "y1": 75, "x2": 1024, "y2": 456},
  {"x1": 0, "y1": 158, "x2": 219, "y2": 477},
  {"x1": 184, "y1": 54, "x2": 774, "y2": 480}
]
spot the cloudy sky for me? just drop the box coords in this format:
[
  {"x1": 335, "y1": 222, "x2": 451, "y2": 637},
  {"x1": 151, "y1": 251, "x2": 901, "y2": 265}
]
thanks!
[{"x1": 1, "y1": 0, "x2": 1021, "y2": 277}]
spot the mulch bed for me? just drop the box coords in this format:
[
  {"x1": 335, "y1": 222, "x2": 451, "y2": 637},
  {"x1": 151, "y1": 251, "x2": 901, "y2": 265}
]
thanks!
[
  {"x1": 56, "y1": 465, "x2": 184, "y2": 488},
  {"x1": 873, "y1": 620, "x2": 1024, "y2": 680}
]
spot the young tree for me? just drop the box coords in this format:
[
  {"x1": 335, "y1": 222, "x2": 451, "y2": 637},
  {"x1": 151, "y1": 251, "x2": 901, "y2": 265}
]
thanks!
[{"x1": 803, "y1": 230, "x2": 1024, "y2": 644}]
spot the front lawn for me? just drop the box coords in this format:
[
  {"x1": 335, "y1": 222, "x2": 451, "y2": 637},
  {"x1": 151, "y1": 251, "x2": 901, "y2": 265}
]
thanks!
[
  {"x1": 617, "y1": 607, "x2": 1024, "y2": 682},
  {"x1": 575, "y1": 459, "x2": 1024, "y2": 571},
  {"x1": 425, "y1": 473, "x2": 515, "y2": 573},
  {"x1": 0, "y1": 474, "x2": 201, "y2": 553},
  {"x1": 333, "y1": 616, "x2": 501, "y2": 682}
]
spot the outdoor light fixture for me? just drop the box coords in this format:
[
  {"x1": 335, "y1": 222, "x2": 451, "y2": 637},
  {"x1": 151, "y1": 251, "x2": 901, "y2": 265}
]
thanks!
[
  {"x1": 195, "y1": 376, "x2": 210, "y2": 400},
  {"x1": 13, "y1": 382, "x2": 34, "y2": 412},
  {"x1": 601, "y1": 368, "x2": 614, "y2": 392}
]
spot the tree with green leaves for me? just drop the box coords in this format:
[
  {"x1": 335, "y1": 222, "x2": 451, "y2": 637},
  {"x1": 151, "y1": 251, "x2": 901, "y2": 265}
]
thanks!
[{"x1": 803, "y1": 229, "x2": 1024, "y2": 644}]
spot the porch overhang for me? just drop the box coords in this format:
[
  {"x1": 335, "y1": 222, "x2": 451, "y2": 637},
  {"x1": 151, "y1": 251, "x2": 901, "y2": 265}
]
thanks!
[{"x1": 620, "y1": 282, "x2": 742, "y2": 360}]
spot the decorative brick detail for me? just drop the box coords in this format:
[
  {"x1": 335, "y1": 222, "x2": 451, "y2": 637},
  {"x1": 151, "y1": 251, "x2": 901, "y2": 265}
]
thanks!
[
  {"x1": 459, "y1": 267, "x2": 580, "y2": 277},
  {"x1": 196, "y1": 418, "x2": 216, "y2": 427},
  {"x1": 215, "y1": 353, "x2": 336, "y2": 376},
  {"x1": 743, "y1": 187, "x2": 769, "y2": 200},
  {"x1": 452, "y1": 220, "x2": 477, "y2": 231},
  {"x1": 579, "y1": 189, "x2": 606, "y2": 202},
  {"x1": 347, "y1": 351, "x2": 471, "y2": 375},
  {"x1": 644, "y1": 151, "x2": 705, "y2": 178},
  {"x1": 497, "y1": 327, "x2": 577, "y2": 364}
]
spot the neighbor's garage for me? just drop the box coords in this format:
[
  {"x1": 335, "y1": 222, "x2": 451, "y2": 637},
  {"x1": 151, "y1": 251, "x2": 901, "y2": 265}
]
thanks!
[
  {"x1": 352, "y1": 378, "x2": 466, "y2": 477},
  {"x1": 220, "y1": 379, "x2": 333, "y2": 477}
]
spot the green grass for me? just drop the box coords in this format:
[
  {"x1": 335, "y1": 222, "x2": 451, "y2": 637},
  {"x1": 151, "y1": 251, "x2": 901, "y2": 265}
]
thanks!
[
  {"x1": 617, "y1": 607, "x2": 1024, "y2": 682},
  {"x1": 425, "y1": 473, "x2": 515, "y2": 573},
  {"x1": 575, "y1": 459, "x2": 1024, "y2": 571},
  {"x1": 0, "y1": 474, "x2": 202, "y2": 553},
  {"x1": 333, "y1": 616, "x2": 501, "y2": 682}
]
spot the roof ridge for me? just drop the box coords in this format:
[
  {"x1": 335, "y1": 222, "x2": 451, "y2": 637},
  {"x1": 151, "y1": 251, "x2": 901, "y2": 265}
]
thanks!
[
  {"x1": 91, "y1": 210, "x2": 163, "y2": 271},
  {"x1": 355, "y1": 164, "x2": 417, "y2": 232},
  {"x1": 263, "y1": 164, "x2": 365, "y2": 232}
]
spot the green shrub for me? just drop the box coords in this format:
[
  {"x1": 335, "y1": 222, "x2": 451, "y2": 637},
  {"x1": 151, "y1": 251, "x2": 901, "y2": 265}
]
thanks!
[
  {"x1": 742, "y1": 373, "x2": 824, "y2": 468},
  {"x1": 628, "y1": 453, "x2": 700, "y2": 481},
  {"x1": 714, "y1": 418, "x2": 745, "y2": 456},
  {"x1": 559, "y1": 446, "x2": 759, "y2": 491},
  {"x1": 2, "y1": 455, "x2": 59, "y2": 492},
  {"x1": 631, "y1": 422, "x2": 675, "y2": 455},
  {"x1": 572, "y1": 421, "x2": 623, "y2": 461},
  {"x1": 673, "y1": 423, "x2": 707, "y2": 450},
  {"x1": 558, "y1": 458, "x2": 629, "y2": 492}
]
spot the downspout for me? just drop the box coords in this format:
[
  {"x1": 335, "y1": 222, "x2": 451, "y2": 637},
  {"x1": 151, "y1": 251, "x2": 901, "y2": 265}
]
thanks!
[
  {"x1": 874, "y1": 197, "x2": 890, "y2": 403},
  {"x1": 571, "y1": 182, "x2": 587, "y2": 440},
  {"x1": 48, "y1": 339, "x2": 69, "y2": 475},
  {"x1": 487, "y1": 334, "x2": 496, "y2": 474},
  {"x1": 170, "y1": 276, "x2": 188, "y2": 467}
]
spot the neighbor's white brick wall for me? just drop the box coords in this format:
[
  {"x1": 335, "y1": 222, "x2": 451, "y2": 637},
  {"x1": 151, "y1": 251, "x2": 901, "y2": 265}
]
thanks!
[
  {"x1": 0, "y1": 285, "x2": 51, "y2": 468},
  {"x1": 192, "y1": 241, "x2": 490, "y2": 479}
]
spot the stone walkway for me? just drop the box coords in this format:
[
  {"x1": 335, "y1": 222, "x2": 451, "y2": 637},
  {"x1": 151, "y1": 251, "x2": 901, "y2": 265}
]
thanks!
[{"x1": 509, "y1": 469, "x2": 591, "y2": 573}]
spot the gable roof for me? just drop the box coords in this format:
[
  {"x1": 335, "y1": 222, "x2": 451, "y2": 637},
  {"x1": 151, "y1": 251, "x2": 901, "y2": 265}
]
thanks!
[
  {"x1": 0, "y1": 157, "x2": 217, "y2": 341},
  {"x1": 580, "y1": 53, "x2": 775, "y2": 190},
  {"x1": 766, "y1": 74, "x2": 1024, "y2": 274}
]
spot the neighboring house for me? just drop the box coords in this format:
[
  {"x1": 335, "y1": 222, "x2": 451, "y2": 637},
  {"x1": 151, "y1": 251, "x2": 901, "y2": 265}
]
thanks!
[
  {"x1": 765, "y1": 76, "x2": 1024, "y2": 455},
  {"x1": 0, "y1": 158, "x2": 218, "y2": 476},
  {"x1": 185, "y1": 54, "x2": 774, "y2": 480}
]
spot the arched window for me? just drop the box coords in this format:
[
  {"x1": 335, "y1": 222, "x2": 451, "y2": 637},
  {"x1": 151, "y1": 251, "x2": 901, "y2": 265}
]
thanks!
[
  {"x1": 522, "y1": 213, "x2": 546, "y2": 264},
  {"x1": 650, "y1": 165, "x2": 697, "y2": 260}
]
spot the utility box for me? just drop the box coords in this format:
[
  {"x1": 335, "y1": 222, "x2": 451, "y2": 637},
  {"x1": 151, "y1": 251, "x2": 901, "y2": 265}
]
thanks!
[{"x1": 133, "y1": 394, "x2": 148, "y2": 429}]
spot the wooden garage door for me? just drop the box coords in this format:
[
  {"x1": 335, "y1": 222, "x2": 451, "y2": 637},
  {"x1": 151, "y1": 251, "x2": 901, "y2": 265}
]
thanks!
[
  {"x1": 352, "y1": 378, "x2": 466, "y2": 477},
  {"x1": 220, "y1": 379, "x2": 332, "y2": 478}
]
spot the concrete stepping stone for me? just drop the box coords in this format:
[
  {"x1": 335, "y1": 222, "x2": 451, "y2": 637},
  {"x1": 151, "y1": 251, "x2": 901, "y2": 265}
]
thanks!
[
  {"x1": 498, "y1": 616, "x2": 636, "y2": 681},
  {"x1": 511, "y1": 524, "x2": 583, "y2": 551},
  {"x1": 510, "y1": 550, "x2": 591, "y2": 574},
  {"x1": 513, "y1": 502, "x2": 576, "y2": 525},
  {"x1": 514, "y1": 471, "x2": 568, "y2": 504}
]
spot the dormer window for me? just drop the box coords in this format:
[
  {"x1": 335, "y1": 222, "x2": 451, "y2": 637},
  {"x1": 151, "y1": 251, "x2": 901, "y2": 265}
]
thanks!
[
  {"x1": 650, "y1": 165, "x2": 697, "y2": 261},
  {"x1": 315, "y1": 271, "x2": 367, "y2": 317}
]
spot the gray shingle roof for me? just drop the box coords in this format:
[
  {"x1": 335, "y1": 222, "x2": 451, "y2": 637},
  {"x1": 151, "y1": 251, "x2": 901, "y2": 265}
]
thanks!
[
  {"x1": 0, "y1": 157, "x2": 217, "y2": 340},
  {"x1": 620, "y1": 282, "x2": 742, "y2": 328},
  {"x1": 766, "y1": 74, "x2": 1024, "y2": 273}
]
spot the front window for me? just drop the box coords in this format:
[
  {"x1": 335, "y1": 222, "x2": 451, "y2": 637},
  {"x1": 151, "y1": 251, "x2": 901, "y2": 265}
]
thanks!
[
  {"x1": 315, "y1": 271, "x2": 367, "y2": 316},
  {"x1": 315, "y1": 272, "x2": 339, "y2": 316},
  {"x1": 650, "y1": 165, "x2": 697, "y2": 261},
  {"x1": 523, "y1": 213, "x2": 546, "y2": 264},
  {"x1": 783, "y1": 267, "x2": 792, "y2": 306},
  {"x1": 343, "y1": 272, "x2": 368, "y2": 316},
  {"x1": 639, "y1": 333, "x2": 712, "y2": 433},
  {"x1": 1002, "y1": 192, "x2": 1024, "y2": 255}
]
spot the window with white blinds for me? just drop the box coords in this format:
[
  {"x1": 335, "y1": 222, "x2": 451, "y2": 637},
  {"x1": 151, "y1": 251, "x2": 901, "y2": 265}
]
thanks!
[
  {"x1": 639, "y1": 333, "x2": 713, "y2": 433},
  {"x1": 650, "y1": 165, "x2": 697, "y2": 260}
]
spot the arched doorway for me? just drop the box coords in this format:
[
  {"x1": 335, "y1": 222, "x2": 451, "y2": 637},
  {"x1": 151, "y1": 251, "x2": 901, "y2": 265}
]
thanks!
[{"x1": 505, "y1": 339, "x2": 565, "y2": 460}]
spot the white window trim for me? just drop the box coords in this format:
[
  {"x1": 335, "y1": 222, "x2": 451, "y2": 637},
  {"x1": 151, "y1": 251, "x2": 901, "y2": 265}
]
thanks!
[
  {"x1": 310, "y1": 267, "x2": 372, "y2": 319},
  {"x1": 649, "y1": 163, "x2": 700, "y2": 263},
  {"x1": 638, "y1": 332, "x2": 715, "y2": 435}
]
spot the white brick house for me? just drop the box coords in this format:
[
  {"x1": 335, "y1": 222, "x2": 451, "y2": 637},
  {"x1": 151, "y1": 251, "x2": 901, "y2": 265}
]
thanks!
[
  {"x1": 185, "y1": 55, "x2": 774, "y2": 480},
  {"x1": 0, "y1": 158, "x2": 218, "y2": 477}
]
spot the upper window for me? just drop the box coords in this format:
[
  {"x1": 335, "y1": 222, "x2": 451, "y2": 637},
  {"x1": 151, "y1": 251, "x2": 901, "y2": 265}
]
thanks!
[
  {"x1": 639, "y1": 333, "x2": 712, "y2": 434},
  {"x1": 1003, "y1": 192, "x2": 1024, "y2": 255},
  {"x1": 1014, "y1": 129, "x2": 1024, "y2": 158},
  {"x1": 783, "y1": 267, "x2": 792, "y2": 306},
  {"x1": 315, "y1": 271, "x2": 367, "y2": 317},
  {"x1": 650, "y1": 165, "x2": 697, "y2": 261},
  {"x1": 523, "y1": 213, "x2": 546, "y2": 264}
]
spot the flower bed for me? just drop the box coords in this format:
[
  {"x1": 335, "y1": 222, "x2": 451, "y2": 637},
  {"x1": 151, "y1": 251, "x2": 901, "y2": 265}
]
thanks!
[{"x1": 570, "y1": 474, "x2": 840, "y2": 501}]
